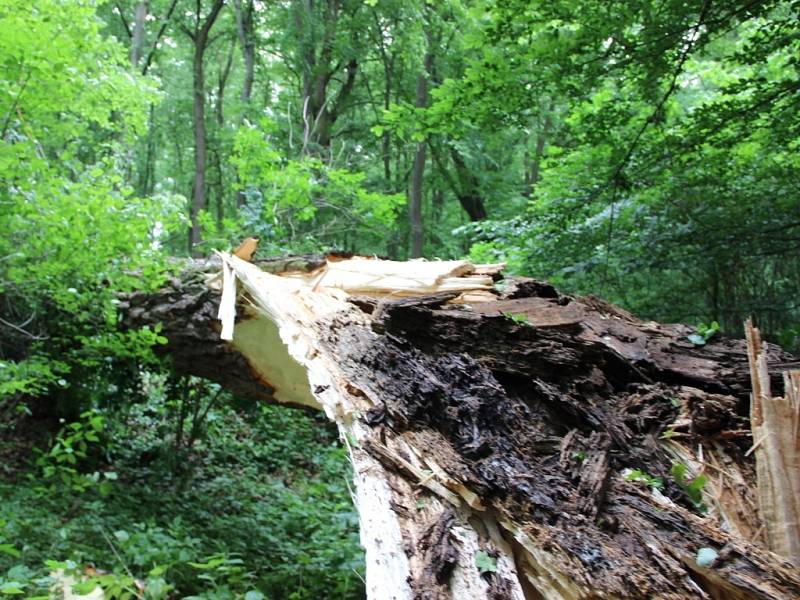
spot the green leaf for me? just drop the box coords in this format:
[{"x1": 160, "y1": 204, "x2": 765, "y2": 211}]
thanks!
[
  {"x1": 0, "y1": 583, "x2": 25, "y2": 595},
  {"x1": 71, "y1": 581, "x2": 100, "y2": 595},
  {"x1": 98, "y1": 481, "x2": 112, "y2": 497},
  {"x1": 475, "y1": 550, "x2": 497, "y2": 574},
  {"x1": 113, "y1": 530, "x2": 130, "y2": 542},
  {"x1": 149, "y1": 565, "x2": 166, "y2": 577},
  {"x1": 624, "y1": 469, "x2": 664, "y2": 490},
  {"x1": 0, "y1": 543, "x2": 21, "y2": 558},
  {"x1": 685, "y1": 474, "x2": 708, "y2": 506},
  {"x1": 502, "y1": 312, "x2": 529, "y2": 325},
  {"x1": 670, "y1": 462, "x2": 688, "y2": 483}
]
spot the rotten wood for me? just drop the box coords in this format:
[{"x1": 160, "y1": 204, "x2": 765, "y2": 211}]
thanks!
[{"x1": 121, "y1": 255, "x2": 800, "y2": 599}]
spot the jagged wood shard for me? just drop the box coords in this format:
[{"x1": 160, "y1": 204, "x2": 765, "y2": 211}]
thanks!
[
  {"x1": 746, "y1": 319, "x2": 800, "y2": 566},
  {"x1": 121, "y1": 254, "x2": 800, "y2": 599}
]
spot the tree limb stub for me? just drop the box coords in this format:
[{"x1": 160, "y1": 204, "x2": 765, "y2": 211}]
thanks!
[{"x1": 123, "y1": 254, "x2": 800, "y2": 599}]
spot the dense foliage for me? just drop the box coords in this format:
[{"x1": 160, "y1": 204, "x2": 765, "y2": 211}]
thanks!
[
  {"x1": 0, "y1": 0, "x2": 797, "y2": 597},
  {"x1": 0, "y1": 388, "x2": 362, "y2": 598}
]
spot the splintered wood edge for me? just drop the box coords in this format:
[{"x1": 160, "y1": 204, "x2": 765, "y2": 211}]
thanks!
[{"x1": 745, "y1": 319, "x2": 800, "y2": 565}]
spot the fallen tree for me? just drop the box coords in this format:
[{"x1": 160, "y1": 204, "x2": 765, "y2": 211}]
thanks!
[{"x1": 121, "y1": 254, "x2": 800, "y2": 599}]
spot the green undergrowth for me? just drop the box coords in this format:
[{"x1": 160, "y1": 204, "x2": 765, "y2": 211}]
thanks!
[{"x1": 0, "y1": 396, "x2": 365, "y2": 599}]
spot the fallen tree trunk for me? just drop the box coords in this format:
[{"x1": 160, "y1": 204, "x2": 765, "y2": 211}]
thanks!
[{"x1": 121, "y1": 254, "x2": 800, "y2": 599}]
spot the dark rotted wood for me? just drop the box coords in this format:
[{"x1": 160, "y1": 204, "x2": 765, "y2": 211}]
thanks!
[
  {"x1": 320, "y1": 281, "x2": 800, "y2": 598},
  {"x1": 415, "y1": 507, "x2": 459, "y2": 600},
  {"x1": 375, "y1": 280, "x2": 795, "y2": 399}
]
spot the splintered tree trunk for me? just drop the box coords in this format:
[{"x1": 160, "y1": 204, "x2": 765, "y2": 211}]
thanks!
[{"x1": 121, "y1": 255, "x2": 800, "y2": 599}]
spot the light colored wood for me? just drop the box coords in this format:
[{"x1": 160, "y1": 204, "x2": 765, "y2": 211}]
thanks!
[
  {"x1": 313, "y1": 257, "x2": 496, "y2": 296},
  {"x1": 745, "y1": 319, "x2": 800, "y2": 565}
]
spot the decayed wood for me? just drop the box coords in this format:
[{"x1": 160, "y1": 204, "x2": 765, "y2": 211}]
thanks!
[
  {"x1": 745, "y1": 319, "x2": 800, "y2": 565},
  {"x1": 122, "y1": 254, "x2": 800, "y2": 599}
]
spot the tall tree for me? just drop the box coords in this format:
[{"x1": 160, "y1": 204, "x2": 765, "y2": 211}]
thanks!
[
  {"x1": 408, "y1": 18, "x2": 433, "y2": 258},
  {"x1": 233, "y1": 0, "x2": 256, "y2": 208},
  {"x1": 211, "y1": 35, "x2": 236, "y2": 226},
  {"x1": 181, "y1": 0, "x2": 226, "y2": 255}
]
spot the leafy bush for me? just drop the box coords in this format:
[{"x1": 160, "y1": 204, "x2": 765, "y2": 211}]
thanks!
[{"x1": 0, "y1": 386, "x2": 365, "y2": 599}]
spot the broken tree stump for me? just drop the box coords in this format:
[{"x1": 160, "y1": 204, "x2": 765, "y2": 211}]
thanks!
[{"x1": 121, "y1": 254, "x2": 800, "y2": 599}]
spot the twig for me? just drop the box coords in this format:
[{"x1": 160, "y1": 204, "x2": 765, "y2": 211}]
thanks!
[
  {"x1": 1, "y1": 70, "x2": 30, "y2": 139},
  {"x1": 0, "y1": 314, "x2": 46, "y2": 340},
  {"x1": 99, "y1": 526, "x2": 136, "y2": 582}
]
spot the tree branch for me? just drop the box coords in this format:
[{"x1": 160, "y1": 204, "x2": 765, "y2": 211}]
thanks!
[
  {"x1": 114, "y1": 2, "x2": 132, "y2": 38},
  {"x1": 141, "y1": 0, "x2": 180, "y2": 75}
]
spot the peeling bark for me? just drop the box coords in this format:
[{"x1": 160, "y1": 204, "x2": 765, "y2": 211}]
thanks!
[{"x1": 122, "y1": 256, "x2": 800, "y2": 599}]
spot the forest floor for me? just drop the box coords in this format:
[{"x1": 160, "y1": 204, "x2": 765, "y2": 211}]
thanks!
[{"x1": 0, "y1": 398, "x2": 365, "y2": 599}]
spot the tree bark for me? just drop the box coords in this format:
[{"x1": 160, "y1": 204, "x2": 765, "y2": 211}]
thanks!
[
  {"x1": 121, "y1": 256, "x2": 800, "y2": 599},
  {"x1": 524, "y1": 109, "x2": 552, "y2": 198},
  {"x1": 233, "y1": 0, "x2": 255, "y2": 107},
  {"x1": 233, "y1": 0, "x2": 256, "y2": 208},
  {"x1": 185, "y1": 0, "x2": 226, "y2": 257},
  {"x1": 431, "y1": 145, "x2": 488, "y2": 222},
  {"x1": 212, "y1": 37, "x2": 235, "y2": 228},
  {"x1": 409, "y1": 48, "x2": 433, "y2": 258}
]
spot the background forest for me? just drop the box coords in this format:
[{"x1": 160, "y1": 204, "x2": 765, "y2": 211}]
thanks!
[{"x1": 0, "y1": 0, "x2": 798, "y2": 598}]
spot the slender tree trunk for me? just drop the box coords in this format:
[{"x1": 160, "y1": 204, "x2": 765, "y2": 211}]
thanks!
[
  {"x1": 381, "y1": 65, "x2": 393, "y2": 186},
  {"x1": 409, "y1": 142, "x2": 426, "y2": 258},
  {"x1": 190, "y1": 44, "x2": 208, "y2": 255},
  {"x1": 409, "y1": 50, "x2": 432, "y2": 258},
  {"x1": 234, "y1": 0, "x2": 256, "y2": 208},
  {"x1": 186, "y1": 0, "x2": 225, "y2": 257},
  {"x1": 234, "y1": 0, "x2": 255, "y2": 106},
  {"x1": 137, "y1": 104, "x2": 156, "y2": 196},
  {"x1": 431, "y1": 188, "x2": 444, "y2": 224},
  {"x1": 371, "y1": 11, "x2": 397, "y2": 191},
  {"x1": 448, "y1": 148, "x2": 487, "y2": 221},
  {"x1": 525, "y1": 108, "x2": 552, "y2": 198},
  {"x1": 212, "y1": 39, "x2": 235, "y2": 229}
]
